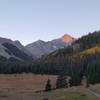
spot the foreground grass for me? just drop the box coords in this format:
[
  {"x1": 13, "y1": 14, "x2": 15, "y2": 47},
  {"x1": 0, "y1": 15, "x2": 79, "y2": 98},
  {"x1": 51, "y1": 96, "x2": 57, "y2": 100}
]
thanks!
[
  {"x1": 35, "y1": 87, "x2": 100, "y2": 100},
  {"x1": 89, "y1": 84, "x2": 100, "y2": 94}
]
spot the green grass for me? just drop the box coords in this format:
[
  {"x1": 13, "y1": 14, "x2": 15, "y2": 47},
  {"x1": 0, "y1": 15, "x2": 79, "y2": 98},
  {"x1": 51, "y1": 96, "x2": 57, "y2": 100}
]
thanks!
[{"x1": 35, "y1": 87, "x2": 100, "y2": 100}]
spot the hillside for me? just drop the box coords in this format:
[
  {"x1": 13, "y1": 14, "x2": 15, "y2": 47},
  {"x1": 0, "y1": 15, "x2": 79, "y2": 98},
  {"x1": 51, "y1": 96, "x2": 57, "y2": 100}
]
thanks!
[
  {"x1": 0, "y1": 37, "x2": 33, "y2": 61},
  {"x1": 37, "y1": 31, "x2": 100, "y2": 86},
  {"x1": 80, "y1": 46, "x2": 100, "y2": 57}
]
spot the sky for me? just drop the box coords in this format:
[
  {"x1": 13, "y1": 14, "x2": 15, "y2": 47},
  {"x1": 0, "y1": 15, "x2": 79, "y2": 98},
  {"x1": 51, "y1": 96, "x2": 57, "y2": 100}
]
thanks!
[{"x1": 0, "y1": 0, "x2": 100, "y2": 45}]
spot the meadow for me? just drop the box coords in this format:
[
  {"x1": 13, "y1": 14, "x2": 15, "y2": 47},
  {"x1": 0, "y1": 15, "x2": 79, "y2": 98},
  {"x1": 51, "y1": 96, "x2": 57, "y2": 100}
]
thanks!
[{"x1": 0, "y1": 74, "x2": 99, "y2": 100}]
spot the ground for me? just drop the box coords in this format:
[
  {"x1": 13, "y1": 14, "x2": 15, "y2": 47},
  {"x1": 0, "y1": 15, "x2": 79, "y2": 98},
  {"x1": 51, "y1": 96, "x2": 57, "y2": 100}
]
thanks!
[
  {"x1": 35, "y1": 87, "x2": 100, "y2": 100},
  {"x1": 0, "y1": 74, "x2": 57, "y2": 100},
  {"x1": 0, "y1": 74, "x2": 99, "y2": 100}
]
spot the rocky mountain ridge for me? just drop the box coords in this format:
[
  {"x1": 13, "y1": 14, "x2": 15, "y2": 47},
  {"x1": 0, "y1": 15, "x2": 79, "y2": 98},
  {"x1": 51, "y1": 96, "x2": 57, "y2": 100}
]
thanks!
[
  {"x1": 25, "y1": 34, "x2": 75, "y2": 58},
  {"x1": 0, "y1": 34, "x2": 74, "y2": 61}
]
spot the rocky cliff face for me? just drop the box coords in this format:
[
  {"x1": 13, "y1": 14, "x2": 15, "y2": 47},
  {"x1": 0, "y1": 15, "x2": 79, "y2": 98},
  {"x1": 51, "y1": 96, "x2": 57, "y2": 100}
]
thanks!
[
  {"x1": 0, "y1": 37, "x2": 33, "y2": 61},
  {"x1": 0, "y1": 34, "x2": 75, "y2": 60},
  {"x1": 25, "y1": 34, "x2": 75, "y2": 58}
]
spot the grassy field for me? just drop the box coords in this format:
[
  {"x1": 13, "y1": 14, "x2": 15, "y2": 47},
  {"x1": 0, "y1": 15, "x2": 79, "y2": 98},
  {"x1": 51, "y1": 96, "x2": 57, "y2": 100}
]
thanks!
[
  {"x1": 89, "y1": 84, "x2": 100, "y2": 94},
  {"x1": 0, "y1": 74, "x2": 57, "y2": 100},
  {"x1": 35, "y1": 87, "x2": 100, "y2": 100},
  {"x1": 0, "y1": 74, "x2": 99, "y2": 100},
  {"x1": 0, "y1": 74, "x2": 57, "y2": 91}
]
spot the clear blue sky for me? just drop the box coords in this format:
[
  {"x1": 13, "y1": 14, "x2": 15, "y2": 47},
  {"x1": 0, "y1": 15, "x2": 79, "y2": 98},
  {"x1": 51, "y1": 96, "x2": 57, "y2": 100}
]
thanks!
[{"x1": 0, "y1": 0, "x2": 100, "y2": 45}]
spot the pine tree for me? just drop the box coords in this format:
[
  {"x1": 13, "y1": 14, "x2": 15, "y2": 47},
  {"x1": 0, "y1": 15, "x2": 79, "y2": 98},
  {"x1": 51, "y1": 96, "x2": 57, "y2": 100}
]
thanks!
[
  {"x1": 45, "y1": 79, "x2": 52, "y2": 91},
  {"x1": 56, "y1": 75, "x2": 67, "y2": 89}
]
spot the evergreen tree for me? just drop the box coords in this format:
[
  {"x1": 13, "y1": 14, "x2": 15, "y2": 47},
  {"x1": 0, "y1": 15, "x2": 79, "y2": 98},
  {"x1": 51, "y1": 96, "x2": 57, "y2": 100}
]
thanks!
[
  {"x1": 56, "y1": 75, "x2": 67, "y2": 89},
  {"x1": 45, "y1": 79, "x2": 52, "y2": 91}
]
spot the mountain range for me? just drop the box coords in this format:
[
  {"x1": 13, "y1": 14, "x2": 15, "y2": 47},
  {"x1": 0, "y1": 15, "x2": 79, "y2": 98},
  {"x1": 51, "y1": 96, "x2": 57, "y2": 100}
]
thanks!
[
  {"x1": 0, "y1": 34, "x2": 74, "y2": 61},
  {"x1": 25, "y1": 34, "x2": 74, "y2": 58}
]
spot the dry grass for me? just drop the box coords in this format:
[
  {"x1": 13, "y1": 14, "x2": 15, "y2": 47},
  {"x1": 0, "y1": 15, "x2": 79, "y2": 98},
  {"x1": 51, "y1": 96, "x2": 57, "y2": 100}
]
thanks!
[
  {"x1": 0, "y1": 74, "x2": 57, "y2": 91},
  {"x1": 35, "y1": 86, "x2": 100, "y2": 100},
  {"x1": 89, "y1": 84, "x2": 100, "y2": 93},
  {"x1": 0, "y1": 74, "x2": 99, "y2": 100},
  {"x1": 0, "y1": 74, "x2": 57, "y2": 100}
]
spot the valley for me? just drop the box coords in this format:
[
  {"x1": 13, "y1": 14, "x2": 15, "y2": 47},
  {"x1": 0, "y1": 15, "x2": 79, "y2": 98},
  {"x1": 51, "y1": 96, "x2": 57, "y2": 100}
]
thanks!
[
  {"x1": 0, "y1": 0, "x2": 100, "y2": 99},
  {"x1": 0, "y1": 74, "x2": 99, "y2": 100},
  {"x1": 0, "y1": 31, "x2": 100, "y2": 100}
]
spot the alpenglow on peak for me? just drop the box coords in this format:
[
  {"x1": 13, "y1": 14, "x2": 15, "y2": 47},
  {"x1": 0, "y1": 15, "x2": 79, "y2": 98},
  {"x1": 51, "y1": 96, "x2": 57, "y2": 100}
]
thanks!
[{"x1": 61, "y1": 34, "x2": 74, "y2": 43}]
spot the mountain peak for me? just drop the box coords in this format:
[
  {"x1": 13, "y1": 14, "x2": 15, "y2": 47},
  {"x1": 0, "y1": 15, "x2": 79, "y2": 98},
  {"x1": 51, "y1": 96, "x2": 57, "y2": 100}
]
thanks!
[{"x1": 61, "y1": 34, "x2": 74, "y2": 43}]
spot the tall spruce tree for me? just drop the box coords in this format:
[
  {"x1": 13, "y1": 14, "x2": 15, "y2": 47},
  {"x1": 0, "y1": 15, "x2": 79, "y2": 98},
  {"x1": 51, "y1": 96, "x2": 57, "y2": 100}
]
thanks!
[{"x1": 45, "y1": 79, "x2": 52, "y2": 91}]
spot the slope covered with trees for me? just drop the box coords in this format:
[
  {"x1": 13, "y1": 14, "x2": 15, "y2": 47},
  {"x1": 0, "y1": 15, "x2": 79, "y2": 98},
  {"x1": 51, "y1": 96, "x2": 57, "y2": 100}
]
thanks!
[{"x1": 38, "y1": 31, "x2": 100, "y2": 86}]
